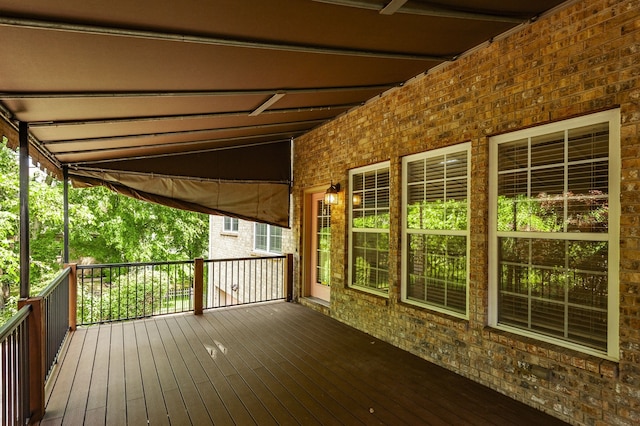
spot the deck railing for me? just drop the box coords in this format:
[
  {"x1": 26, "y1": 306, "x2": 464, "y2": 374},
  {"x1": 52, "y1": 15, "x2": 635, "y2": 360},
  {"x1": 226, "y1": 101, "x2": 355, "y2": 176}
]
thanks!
[
  {"x1": 0, "y1": 306, "x2": 30, "y2": 426},
  {"x1": 205, "y1": 256, "x2": 286, "y2": 309},
  {"x1": 0, "y1": 266, "x2": 71, "y2": 426},
  {"x1": 38, "y1": 269, "x2": 71, "y2": 381},
  {"x1": 0, "y1": 254, "x2": 293, "y2": 423},
  {"x1": 77, "y1": 260, "x2": 196, "y2": 325},
  {"x1": 76, "y1": 255, "x2": 293, "y2": 325}
]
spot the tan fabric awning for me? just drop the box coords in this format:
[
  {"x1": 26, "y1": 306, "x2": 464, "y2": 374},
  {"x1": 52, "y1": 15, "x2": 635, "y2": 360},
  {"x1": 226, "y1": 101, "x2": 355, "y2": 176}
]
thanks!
[{"x1": 69, "y1": 141, "x2": 292, "y2": 227}]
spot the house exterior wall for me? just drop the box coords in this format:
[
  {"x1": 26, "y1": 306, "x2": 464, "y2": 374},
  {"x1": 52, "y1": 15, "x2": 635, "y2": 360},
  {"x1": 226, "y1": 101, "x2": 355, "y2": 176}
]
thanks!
[
  {"x1": 292, "y1": 1, "x2": 640, "y2": 424},
  {"x1": 208, "y1": 216, "x2": 295, "y2": 259}
]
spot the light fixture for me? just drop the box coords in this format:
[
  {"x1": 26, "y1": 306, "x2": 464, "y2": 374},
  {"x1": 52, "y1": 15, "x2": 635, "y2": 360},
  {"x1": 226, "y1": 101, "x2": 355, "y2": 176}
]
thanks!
[
  {"x1": 324, "y1": 182, "x2": 341, "y2": 205},
  {"x1": 352, "y1": 193, "x2": 362, "y2": 206}
]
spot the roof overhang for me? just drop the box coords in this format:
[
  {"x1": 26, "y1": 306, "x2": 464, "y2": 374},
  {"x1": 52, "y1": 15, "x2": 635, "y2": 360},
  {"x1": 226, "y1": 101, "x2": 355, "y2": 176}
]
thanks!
[{"x1": 0, "y1": 0, "x2": 570, "y2": 227}]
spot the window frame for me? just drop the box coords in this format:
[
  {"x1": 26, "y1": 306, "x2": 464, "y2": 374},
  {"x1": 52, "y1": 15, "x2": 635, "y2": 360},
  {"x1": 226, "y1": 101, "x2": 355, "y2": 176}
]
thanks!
[
  {"x1": 401, "y1": 143, "x2": 471, "y2": 319},
  {"x1": 254, "y1": 223, "x2": 283, "y2": 254},
  {"x1": 488, "y1": 109, "x2": 620, "y2": 360},
  {"x1": 222, "y1": 217, "x2": 239, "y2": 233},
  {"x1": 348, "y1": 161, "x2": 391, "y2": 296}
]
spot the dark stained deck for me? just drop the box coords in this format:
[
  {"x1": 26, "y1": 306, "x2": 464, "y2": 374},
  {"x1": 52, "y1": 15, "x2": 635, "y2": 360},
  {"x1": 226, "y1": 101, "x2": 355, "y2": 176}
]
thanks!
[{"x1": 41, "y1": 301, "x2": 567, "y2": 425}]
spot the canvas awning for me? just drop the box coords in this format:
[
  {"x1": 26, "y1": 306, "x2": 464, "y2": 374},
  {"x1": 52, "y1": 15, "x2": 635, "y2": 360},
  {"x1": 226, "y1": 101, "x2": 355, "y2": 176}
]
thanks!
[{"x1": 0, "y1": 0, "x2": 569, "y2": 227}]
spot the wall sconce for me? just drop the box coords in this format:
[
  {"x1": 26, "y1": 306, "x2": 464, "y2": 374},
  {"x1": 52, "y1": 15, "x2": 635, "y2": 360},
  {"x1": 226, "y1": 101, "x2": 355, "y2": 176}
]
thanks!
[{"x1": 324, "y1": 182, "x2": 341, "y2": 205}]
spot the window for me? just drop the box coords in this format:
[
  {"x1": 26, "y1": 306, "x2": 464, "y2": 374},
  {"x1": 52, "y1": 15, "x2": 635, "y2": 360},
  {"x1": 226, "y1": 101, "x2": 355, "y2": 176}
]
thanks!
[
  {"x1": 402, "y1": 144, "x2": 470, "y2": 317},
  {"x1": 254, "y1": 223, "x2": 283, "y2": 254},
  {"x1": 223, "y1": 217, "x2": 239, "y2": 233},
  {"x1": 349, "y1": 162, "x2": 390, "y2": 295},
  {"x1": 316, "y1": 199, "x2": 332, "y2": 286},
  {"x1": 489, "y1": 110, "x2": 620, "y2": 359}
]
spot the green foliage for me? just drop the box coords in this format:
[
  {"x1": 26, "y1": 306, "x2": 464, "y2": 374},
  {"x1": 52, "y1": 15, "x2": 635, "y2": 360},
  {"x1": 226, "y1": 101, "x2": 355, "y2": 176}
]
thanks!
[
  {"x1": 354, "y1": 256, "x2": 371, "y2": 288},
  {"x1": 77, "y1": 266, "x2": 194, "y2": 324},
  {"x1": 0, "y1": 139, "x2": 209, "y2": 325},
  {"x1": 68, "y1": 186, "x2": 208, "y2": 263},
  {"x1": 318, "y1": 227, "x2": 331, "y2": 285},
  {"x1": 406, "y1": 200, "x2": 467, "y2": 231}
]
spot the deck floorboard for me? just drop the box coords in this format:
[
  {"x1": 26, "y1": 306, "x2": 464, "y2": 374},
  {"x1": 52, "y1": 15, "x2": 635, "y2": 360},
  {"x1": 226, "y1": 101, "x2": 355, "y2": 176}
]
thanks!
[{"x1": 43, "y1": 301, "x2": 568, "y2": 425}]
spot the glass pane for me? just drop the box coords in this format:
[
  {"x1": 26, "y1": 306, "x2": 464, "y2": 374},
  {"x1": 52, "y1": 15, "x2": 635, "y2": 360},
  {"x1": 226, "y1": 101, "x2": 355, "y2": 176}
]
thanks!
[
  {"x1": 498, "y1": 138, "x2": 528, "y2": 171},
  {"x1": 531, "y1": 299, "x2": 564, "y2": 336},
  {"x1": 377, "y1": 168, "x2": 390, "y2": 188},
  {"x1": 497, "y1": 195, "x2": 530, "y2": 232},
  {"x1": 530, "y1": 166, "x2": 564, "y2": 196},
  {"x1": 352, "y1": 231, "x2": 389, "y2": 292},
  {"x1": 407, "y1": 159, "x2": 424, "y2": 183},
  {"x1": 568, "y1": 306, "x2": 607, "y2": 350},
  {"x1": 568, "y1": 122, "x2": 609, "y2": 162},
  {"x1": 378, "y1": 187, "x2": 390, "y2": 208},
  {"x1": 406, "y1": 234, "x2": 466, "y2": 313},
  {"x1": 407, "y1": 183, "x2": 424, "y2": 206},
  {"x1": 269, "y1": 226, "x2": 282, "y2": 253},
  {"x1": 498, "y1": 293, "x2": 528, "y2": 328},
  {"x1": 364, "y1": 171, "x2": 376, "y2": 190},
  {"x1": 446, "y1": 151, "x2": 467, "y2": 178},
  {"x1": 425, "y1": 156, "x2": 444, "y2": 181},
  {"x1": 498, "y1": 170, "x2": 528, "y2": 198},
  {"x1": 567, "y1": 196, "x2": 608, "y2": 233},
  {"x1": 568, "y1": 161, "x2": 608, "y2": 194},
  {"x1": 353, "y1": 173, "x2": 364, "y2": 191},
  {"x1": 255, "y1": 223, "x2": 267, "y2": 251},
  {"x1": 498, "y1": 237, "x2": 608, "y2": 351},
  {"x1": 568, "y1": 241, "x2": 607, "y2": 309},
  {"x1": 530, "y1": 131, "x2": 564, "y2": 167}
]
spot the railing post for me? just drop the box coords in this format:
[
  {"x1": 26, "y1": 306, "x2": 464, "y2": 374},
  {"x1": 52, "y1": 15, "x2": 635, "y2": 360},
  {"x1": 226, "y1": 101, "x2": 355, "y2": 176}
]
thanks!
[
  {"x1": 285, "y1": 253, "x2": 294, "y2": 302},
  {"x1": 17, "y1": 297, "x2": 45, "y2": 423},
  {"x1": 65, "y1": 263, "x2": 77, "y2": 331},
  {"x1": 194, "y1": 258, "x2": 204, "y2": 315}
]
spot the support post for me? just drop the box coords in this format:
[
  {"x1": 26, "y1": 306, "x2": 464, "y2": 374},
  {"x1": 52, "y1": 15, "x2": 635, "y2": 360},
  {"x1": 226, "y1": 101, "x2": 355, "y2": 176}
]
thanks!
[
  {"x1": 63, "y1": 166, "x2": 69, "y2": 264},
  {"x1": 19, "y1": 121, "x2": 29, "y2": 299},
  {"x1": 65, "y1": 263, "x2": 77, "y2": 331},
  {"x1": 17, "y1": 297, "x2": 45, "y2": 423},
  {"x1": 285, "y1": 253, "x2": 294, "y2": 302},
  {"x1": 194, "y1": 258, "x2": 204, "y2": 315}
]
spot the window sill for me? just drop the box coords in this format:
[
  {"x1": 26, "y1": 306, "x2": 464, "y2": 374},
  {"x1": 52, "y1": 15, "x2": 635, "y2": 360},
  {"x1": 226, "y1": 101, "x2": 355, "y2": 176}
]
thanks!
[
  {"x1": 346, "y1": 285, "x2": 389, "y2": 305},
  {"x1": 397, "y1": 300, "x2": 469, "y2": 328}
]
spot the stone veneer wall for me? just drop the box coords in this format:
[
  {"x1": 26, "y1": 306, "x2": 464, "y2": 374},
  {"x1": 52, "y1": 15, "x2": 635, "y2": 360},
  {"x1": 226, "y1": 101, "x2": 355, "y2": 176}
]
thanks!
[{"x1": 292, "y1": 1, "x2": 640, "y2": 424}]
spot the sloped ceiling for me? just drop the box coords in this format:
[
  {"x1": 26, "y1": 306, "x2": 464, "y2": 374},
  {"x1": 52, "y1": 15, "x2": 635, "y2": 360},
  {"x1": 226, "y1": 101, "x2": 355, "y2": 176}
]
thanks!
[{"x1": 0, "y1": 0, "x2": 568, "y2": 226}]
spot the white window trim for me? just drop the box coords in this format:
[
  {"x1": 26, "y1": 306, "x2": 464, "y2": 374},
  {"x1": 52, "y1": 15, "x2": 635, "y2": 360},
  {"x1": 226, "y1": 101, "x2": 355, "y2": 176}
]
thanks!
[
  {"x1": 488, "y1": 109, "x2": 620, "y2": 360},
  {"x1": 348, "y1": 161, "x2": 391, "y2": 297},
  {"x1": 222, "y1": 217, "x2": 239, "y2": 234},
  {"x1": 253, "y1": 223, "x2": 282, "y2": 254},
  {"x1": 401, "y1": 143, "x2": 471, "y2": 319}
]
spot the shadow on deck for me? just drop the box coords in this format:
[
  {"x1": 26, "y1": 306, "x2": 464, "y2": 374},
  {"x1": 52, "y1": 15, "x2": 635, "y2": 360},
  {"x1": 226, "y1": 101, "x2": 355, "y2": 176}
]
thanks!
[{"x1": 41, "y1": 301, "x2": 567, "y2": 425}]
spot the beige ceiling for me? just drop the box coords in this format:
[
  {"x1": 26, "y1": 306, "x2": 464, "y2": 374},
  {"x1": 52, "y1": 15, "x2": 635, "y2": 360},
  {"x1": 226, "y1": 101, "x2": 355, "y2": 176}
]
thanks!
[{"x1": 0, "y1": 0, "x2": 568, "y2": 226}]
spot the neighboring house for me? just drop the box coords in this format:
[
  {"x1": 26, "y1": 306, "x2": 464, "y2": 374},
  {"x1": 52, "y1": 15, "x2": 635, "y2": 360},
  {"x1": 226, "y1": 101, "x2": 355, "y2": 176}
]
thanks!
[
  {"x1": 293, "y1": 1, "x2": 640, "y2": 424},
  {"x1": 207, "y1": 216, "x2": 294, "y2": 307}
]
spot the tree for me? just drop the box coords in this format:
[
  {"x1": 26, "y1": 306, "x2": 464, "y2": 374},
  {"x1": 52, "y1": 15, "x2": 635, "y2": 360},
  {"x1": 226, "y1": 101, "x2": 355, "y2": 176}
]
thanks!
[{"x1": 0, "y1": 139, "x2": 209, "y2": 325}]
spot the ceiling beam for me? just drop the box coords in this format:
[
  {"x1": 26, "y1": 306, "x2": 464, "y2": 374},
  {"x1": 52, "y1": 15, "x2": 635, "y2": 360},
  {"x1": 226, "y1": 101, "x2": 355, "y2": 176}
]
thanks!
[
  {"x1": 249, "y1": 93, "x2": 286, "y2": 116},
  {"x1": 28, "y1": 104, "x2": 359, "y2": 128},
  {"x1": 0, "y1": 84, "x2": 398, "y2": 100},
  {"x1": 312, "y1": 0, "x2": 526, "y2": 23},
  {"x1": 61, "y1": 133, "x2": 304, "y2": 164},
  {"x1": 41, "y1": 119, "x2": 328, "y2": 145},
  {"x1": 0, "y1": 16, "x2": 450, "y2": 62},
  {"x1": 380, "y1": 0, "x2": 408, "y2": 15}
]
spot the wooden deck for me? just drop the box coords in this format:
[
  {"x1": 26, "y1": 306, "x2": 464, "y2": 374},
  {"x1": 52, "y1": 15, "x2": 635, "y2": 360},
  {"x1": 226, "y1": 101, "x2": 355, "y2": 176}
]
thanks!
[{"x1": 41, "y1": 301, "x2": 567, "y2": 425}]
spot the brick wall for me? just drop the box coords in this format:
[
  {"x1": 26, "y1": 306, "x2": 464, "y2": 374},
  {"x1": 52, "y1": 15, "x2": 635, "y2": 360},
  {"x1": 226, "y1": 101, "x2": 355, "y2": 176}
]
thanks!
[
  {"x1": 292, "y1": 1, "x2": 640, "y2": 424},
  {"x1": 208, "y1": 216, "x2": 295, "y2": 259}
]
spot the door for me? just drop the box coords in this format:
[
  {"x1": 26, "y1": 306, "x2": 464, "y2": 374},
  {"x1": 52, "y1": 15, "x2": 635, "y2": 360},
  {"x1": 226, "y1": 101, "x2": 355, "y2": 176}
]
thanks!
[{"x1": 308, "y1": 192, "x2": 331, "y2": 301}]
